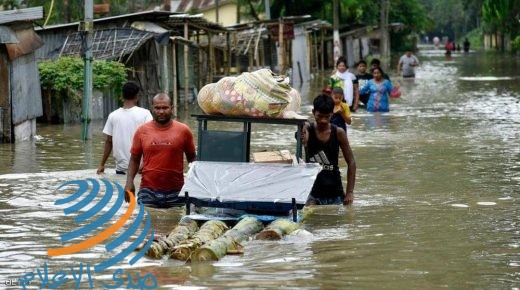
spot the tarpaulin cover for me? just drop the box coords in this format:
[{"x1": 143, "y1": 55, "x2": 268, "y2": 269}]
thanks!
[{"x1": 181, "y1": 161, "x2": 321, "y2": 207}]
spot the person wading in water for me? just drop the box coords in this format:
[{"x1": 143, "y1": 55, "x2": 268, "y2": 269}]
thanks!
[{"x1": 303, "y1": 94, "x2": 356, "y2": 205}]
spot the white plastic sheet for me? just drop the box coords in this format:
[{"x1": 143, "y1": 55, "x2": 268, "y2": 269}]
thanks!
[{"x1": 181, "y1": 161, "x2": 321, "y2": 205}]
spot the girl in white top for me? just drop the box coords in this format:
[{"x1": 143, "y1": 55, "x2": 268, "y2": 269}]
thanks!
[{"x1": 329, "y1": 56, "x2": 359, "y2": 111}]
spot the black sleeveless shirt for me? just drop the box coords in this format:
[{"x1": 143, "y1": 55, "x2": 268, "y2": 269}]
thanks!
[{"x1": 305, "y1": 124, "x2": 344, "y2": 198}]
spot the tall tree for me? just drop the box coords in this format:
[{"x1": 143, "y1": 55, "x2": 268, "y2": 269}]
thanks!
[
  {"x1": 419, "y1": 0, "x2": 470, "y2": 40},
  {"x1": 388, "y1": 0, "x2": 431, "y2": 51},
  {"x1": 481, "y1": 0, "x2": 518, "y2": 50},
  {"x1": 237, "y1": 0, "x2": 263, "y2": 22}
]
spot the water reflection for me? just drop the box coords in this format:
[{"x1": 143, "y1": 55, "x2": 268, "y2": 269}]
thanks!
[
  {"x1": 11, "y1": 141, "x2": 38, "y2": 173},
  {"x1": 358, "y1": 113, "x2": 394, "y2": 130}
]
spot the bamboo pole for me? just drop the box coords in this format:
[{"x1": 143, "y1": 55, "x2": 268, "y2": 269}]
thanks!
[
  {"x1": 254, "y1": 25, "x2": 263, "y2": 68},
  {"x1": 306, "y1": 31, "x2": 311, "y2": 76},
  {"x1": 172, "y1": 41, "x2": 178, "y2": 118},
  {"x1": 320, "y1": 27, "x2": 324, "y2": 72},
  {"x1": 162, "y1": 45, "x2": 169, "y2": 95},
  {"x1": 234, "y1": 32, "x2": 239, "y2": 73},
  {"x1": 248, "y1": 47, "x2": 253, "y2": 71},
  {"x1": 223, "y1": 32, "x2": 229, "y2": 75},
  {"x1": 286, "y1": 40, "x2": 291, "y2": 74},
  {"x1": 209, "y1": 32, "x2": 214, "y2": 82},
  {"x1": 226, "y1": 32, "x2": 231, "y2": 75},
  {"x1": 184, "y1": 20, "x2": 189, "y2": 111},
  {"x1": 314, "y1": 31, "x2": 319, "y2": 73},
  {"x1": 333, "y1": 0, "x2": 341, "y2": 64},
  {"x1": 380, "y1": 0, "x2": 390, "y2": 66},
  {"x1": 196, "y1": 31, "x2": 202, "y2": 88},
  {"x1": 278, "y1": 18, "x2": 284, "y2": 73}
]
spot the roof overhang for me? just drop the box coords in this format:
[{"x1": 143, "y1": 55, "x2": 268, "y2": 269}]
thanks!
[
  {"x1": 59, "y1": 28, "x2": 154, "y2": 62},
  {"x1": 0, "y1": 6, "x2": 43, "y2": 25},
  {"x1": 166, "y1": 14, "x2": 228, "y2": 34},
  {"x1": 36, "y1": 10, "x2": 180, "y2": 31}
]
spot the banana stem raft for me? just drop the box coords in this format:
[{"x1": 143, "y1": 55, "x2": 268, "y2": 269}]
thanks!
[{"x1": 192, "y1": 217, "x2": 264, "y2": 262}]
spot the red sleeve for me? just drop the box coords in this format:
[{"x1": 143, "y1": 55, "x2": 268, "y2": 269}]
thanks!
[
  {"x1": 130, "y1": 126, "x2": 143, "y2": 155},
  {"x1": 184, "y1": 126, "x2": 196, "y2": 155}
]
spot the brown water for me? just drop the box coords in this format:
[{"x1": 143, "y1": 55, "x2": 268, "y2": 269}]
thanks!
[{"x1": 0, "y1": 48, "x2": 519, "y2": 289}]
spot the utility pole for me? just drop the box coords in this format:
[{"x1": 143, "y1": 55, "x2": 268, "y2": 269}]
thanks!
[
  {"x1": 81, "y1": 0, "x2": 93, "y2": 141},
  {"x1": 264, "y1": 0, "x2": 272, "y2": 70},
  {"x1": 264, "y1": 0, "x2": 271, "y2": 20},
  {"x1": 64, "y1": 0, "x2": 70, "y2": 23},
  {"x1": 216, "y1": 0, "x2": 219, "y2": 23},
  {"x1": 278, "y1": 17, "x2": 284, "y2": 73},
  {"x1": 380, "y1": 0, "x2": 390, "y2": 68},
  {"x1": 333, "y1": 0, "x2": 341, "y2": 64},
  {"x1": 163, "y1": 0, "x2": 171, "y2": 11}
]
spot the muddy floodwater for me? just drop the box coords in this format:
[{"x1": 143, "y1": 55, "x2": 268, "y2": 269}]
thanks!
[{"x1": 0, "y1": 48, "x2": 519, "y2": 289}]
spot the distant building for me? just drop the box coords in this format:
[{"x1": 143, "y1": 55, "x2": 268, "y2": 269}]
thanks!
[
  {"x1": 35, "y1": 11, "x2": 176, "y2": 123},
  {"x1": 173, "y1": 0, "x2": 239, "y2": 26},
  {"x1": 0, "y1": 7, "x2": 44, "y2": 143},
  {"x1": 35, "y1": 10, "x2": 227, "y2": 121},
  {"x1": 333, "y1": 23, "x2": 405, "y2": 69}
]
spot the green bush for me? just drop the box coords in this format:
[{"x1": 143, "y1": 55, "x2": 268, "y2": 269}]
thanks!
[
  {"x1": 462, "y1": 28, "x2": 483, "y2": 49},
  {"x1": 38, "y1": 57, "x2": 128, "y2": 102},
  {"x1": 512, "y1": 35, "x2": 520, "y2": 52}
]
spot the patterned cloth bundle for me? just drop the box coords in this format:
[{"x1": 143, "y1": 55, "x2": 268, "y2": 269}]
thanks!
[{"x1": 197, "y1": 69, "x2": 302, "y2": 118}]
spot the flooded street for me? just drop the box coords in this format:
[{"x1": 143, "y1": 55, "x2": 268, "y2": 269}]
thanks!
[{"x1": 0, "y1": 48, "x2": 519, "y2": 289}]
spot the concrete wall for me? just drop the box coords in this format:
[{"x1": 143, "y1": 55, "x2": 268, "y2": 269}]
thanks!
[
  {"x1": 345, "y1": 36, "x2": 371, "y2": 67},
  {"x1": 291, "y1": 26, "x2": 311, "y2": 84},
  {"x1": 203, "y1": 3, "x2": 237, "y2": 27},
  {"x1": 14, "y1": 118, "x2": 36, "y2": 142}
]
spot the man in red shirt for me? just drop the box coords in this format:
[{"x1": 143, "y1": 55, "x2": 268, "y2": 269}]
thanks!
[{"x1": 124, "y1": 93, "x2": 196, "y2": 208}]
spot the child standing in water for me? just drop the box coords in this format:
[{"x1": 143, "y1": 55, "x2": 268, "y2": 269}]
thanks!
[
  {"x1": 355, "y1": 60, "x2": 373, "y2": 107},
  {"x1": 330, "y1": 87, "x2": 352, "y2": 132}
]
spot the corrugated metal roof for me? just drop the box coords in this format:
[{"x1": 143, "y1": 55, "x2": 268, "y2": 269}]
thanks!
[
  {"x1": 166, "y1": 14, "x2": 227, "y2": 33},
  {"x1": 226, "y1": 15, "x2": 312, "y2": 31},
  {"x1": 59, "y1": 28, "x2": 154, "y2": 61},
  {"x1": 36, "y1": 10, "x2": 179, "y2": 31},
  {"x1": 176, "y1": 0, "x2": 233, "y2": 12},
  {"x1": 0, "y1": 6, "x2": 43, "y2": 25},
  {"x1": 34, "y1": 31, "x2": 67, "y2": 60},
  {"x1": 295, "y1": 20, "x2": 332, "y2": 30}
]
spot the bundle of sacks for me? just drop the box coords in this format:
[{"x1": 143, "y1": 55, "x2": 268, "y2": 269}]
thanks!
[{"x1": 197, "y1": 69, "x2": 303, "y2": 118}]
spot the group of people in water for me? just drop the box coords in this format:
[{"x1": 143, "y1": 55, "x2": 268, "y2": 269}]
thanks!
[
  {"x1": 97, "y1": 82, "x2": 197, "y2": 208},
  {"x1": 325, "y1": 51, "x2": 418, "y2": 128},
  {"x1": 309, "y1": 52, "x2": 420, "y2": 205},
  {"x1": 96, "y1": 52, "x2": 420, "y2": 208},
  {"x1": 432, "y1": 36, "x2": 471, "y2": 56}
]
